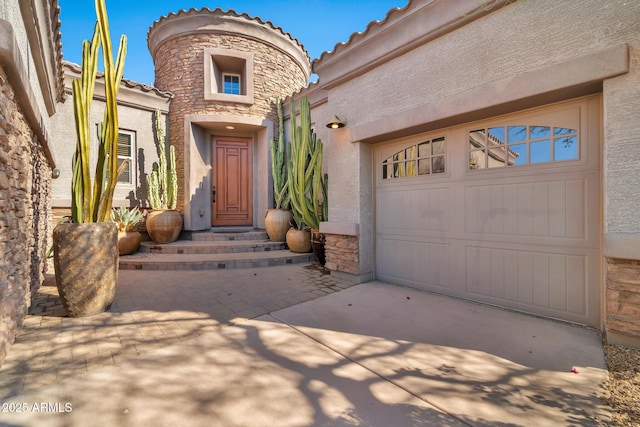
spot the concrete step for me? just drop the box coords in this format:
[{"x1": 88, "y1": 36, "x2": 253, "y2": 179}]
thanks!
[
  {"x1": 190, "y1": 230, "x2": 269, "y2": 242},
  {"x1": 139, "y1": 239, "x2": 286, "y2": 255},
  {"x1": 119, "y1": 250, "x2": 316, "y2": 270}
]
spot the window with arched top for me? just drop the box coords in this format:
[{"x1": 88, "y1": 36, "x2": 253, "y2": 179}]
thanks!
[
  {"x1": 468, "y1": 125, "x2": 578, "y2": 170},
  {"x1": 382, "y1": 136, "x2": 446, "y2": 180}
]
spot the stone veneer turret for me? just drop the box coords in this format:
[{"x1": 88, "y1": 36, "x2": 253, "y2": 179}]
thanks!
[{"x1": 147, "y1": 8, "x2": 311, "y2": 225}]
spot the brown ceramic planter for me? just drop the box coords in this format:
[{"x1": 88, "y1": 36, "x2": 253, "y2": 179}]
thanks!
[
  {"x1": 53, "y1": 222, "x2": 118, "y2": 317},
  {"x1": 146, "y1": 209, "x2": 182, "y2": 243},
  {"x1": 265, "y1": 209, "x2": 292, "y2": 242},
  {"x1": 286, "y1": 228, "x2": 311, "y2": 253},
  {"x1": 118, "y1": 230, "x2": 141, "y2": 255}
]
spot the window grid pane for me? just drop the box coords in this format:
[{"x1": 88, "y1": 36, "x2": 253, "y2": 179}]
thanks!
[
  {"x1": 469, "y1": 125, "x2": 578, "y2": 170},
  {"x1": 223, "y1": 74, "x2": 240, "y2": 95},
  {"x1": 383, "y1": 137, "x2": 446, "y2": 179}
]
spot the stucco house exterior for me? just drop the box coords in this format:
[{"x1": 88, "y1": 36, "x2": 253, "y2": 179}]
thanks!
[
  {"x1": 1, "y1": 0, "x2": 640, "y2": 366},
  {"x1": 301, "y1": 0, "x2": 640, "y2": 347}
]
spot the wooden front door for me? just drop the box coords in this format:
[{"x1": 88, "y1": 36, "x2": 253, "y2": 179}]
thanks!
[{"x1": 212, "y1": 137, "x2": 253, "y2": 226}]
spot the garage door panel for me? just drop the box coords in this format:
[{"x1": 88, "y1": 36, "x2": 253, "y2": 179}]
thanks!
[
  {"x1": 378, "y1": 237, "x2": 450, "y2": 289},
  {"x1": 378, "y1": 186, "x2": 450, "y2": 235},
  {"x1": 464, "y1": 244, "x2": 588, "y2": 316},
  {"x1": 465, "y1": 178, "x2": 588, "y2": 241},
  {"x1": 376, "y1": 97, "x2": 600, "y2": 326}
]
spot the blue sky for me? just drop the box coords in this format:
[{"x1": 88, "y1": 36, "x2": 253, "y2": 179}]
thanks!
[{"x1": 58, "y1": 0, "x2": 406, "y2": 86}]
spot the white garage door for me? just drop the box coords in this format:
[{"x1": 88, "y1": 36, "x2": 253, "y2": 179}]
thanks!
[{"x1": 375, "y1": 97, "x2": 601, "y2": 326}]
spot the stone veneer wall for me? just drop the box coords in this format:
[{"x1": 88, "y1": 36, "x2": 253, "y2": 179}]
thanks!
[
  {"x1": 152, "y1": 33, "x2": 308, "y2": 211},
  {"x1": 606, "y1": 258, "x2": 640, "y2": 344},
  {"x1": 324, "y1": 235, "x2": 359, "y2": 275},
  {"x1": 0, "y1": 65, "x2": 53, "y2": 366}
]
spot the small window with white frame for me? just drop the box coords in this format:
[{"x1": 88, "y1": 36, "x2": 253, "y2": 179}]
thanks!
[
  {"x1": 222, "y1": 73, "x2": 241, "y2": 95},
  {"x1": 116, "y1": 130, "x2": 135, "y2": 184}
]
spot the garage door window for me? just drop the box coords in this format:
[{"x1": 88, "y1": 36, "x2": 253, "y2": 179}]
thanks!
[
  {"x1": 468, "y1": 125, "x2": 578, "y2": 170},
  {"x1": 382, "y1": 137, "x2": 445, "y2": 179}
]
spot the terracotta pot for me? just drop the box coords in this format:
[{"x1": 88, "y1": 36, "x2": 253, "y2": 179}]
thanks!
[
  {"x1": 146, "y1": 209, "x2": 182, "y2": 243},
  {"x1": 118, "y1": 230, "x2": 141, "y2": 255},
  {"x1": 286, "y1": 228, "x2": 312, "y2": 253},
  {"x1": 265, "y1": 209, "x2": 292, "y2": 242},
  {"x1": 310, "y1": 229, "x2": 326, "y2": 266},
  {"x1": 53, "y1": 222, "x2": 118, "y2": 317}
]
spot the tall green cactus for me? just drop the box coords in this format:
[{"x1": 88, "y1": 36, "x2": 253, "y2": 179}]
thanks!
[
  {"x1": 287, "y1": 96, "x2": 328, "y2": 230},
  {"x1": 269, "y1": 98, "x2": 290, "y2": 209},
  {"x1": 146, "y1": 109, "x2": 178, "y2": 210},
  {"x1": 71, "y1": 0, "x2": 127, "y2": 223}
]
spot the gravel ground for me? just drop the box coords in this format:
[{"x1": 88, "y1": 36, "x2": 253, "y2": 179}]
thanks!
[{"x1": 601, "y1": 345, "x2": 640, "y2": 426}]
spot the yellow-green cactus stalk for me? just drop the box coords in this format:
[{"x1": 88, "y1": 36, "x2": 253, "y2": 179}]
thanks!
[
  {"x1": 146, "y1": 109, "x2": 177, "y2": 210},
  {"x1": 287, "y1": 96, "x2": 328, "y2": 230},
  {"x1": 71, "y1": 0, "x2": 127, "y2": 223},
  {"x1": 270, "y1": 98, "x2": 290, "y2": 210}
]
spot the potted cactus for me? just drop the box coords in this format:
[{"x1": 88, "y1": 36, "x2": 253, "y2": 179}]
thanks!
[
  {"x1": 265, "y1": 98, "x2": 292, "y2": 242},
  {"x1": 111, "y1": 206, "x2": 144, "y2": 255},
  {"x1": 145, "y1": 109, "x2": 182, "y2": 243},
  {"x1": 52, "y1": 0, "x2": 126, "y2": 317},
  {"x1": 286, "y1": 96, "x2": 328, "y2": 259}
]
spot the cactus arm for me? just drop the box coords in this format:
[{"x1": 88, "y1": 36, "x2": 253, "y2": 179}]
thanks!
[
  {"x1": 71, "y1": 26, "x2": 100, "y2": 223},
  {"x1": 321, "y1": 173, "x2": 328, "y2": 222},
  {"x1": 69, "y1": 0, "x2": 126, "y2": 223},
  {"x1": 145, "y1": 110, "x2": 177, "y2": 210},
  {"x1": 95, "y1": 0, "x2": 127, "y2": 222},
  {"x1": 287, "y1": 96, "x2": 328, "y2": 231},
  {"x1": 269, "y1": 98, "x2": 290, "y2": 209},
  {"x1": 168, "y1": 145, "x2": 177, "y2": 209}
]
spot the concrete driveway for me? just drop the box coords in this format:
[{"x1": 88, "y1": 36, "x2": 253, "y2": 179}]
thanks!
[{"x1": 0, "y1": 276, "x2": 609, "y2": 426}]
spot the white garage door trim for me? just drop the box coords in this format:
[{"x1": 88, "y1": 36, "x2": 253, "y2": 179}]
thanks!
[{"x1": 375, "y1": 96, "x2": 601, "y2": 326}]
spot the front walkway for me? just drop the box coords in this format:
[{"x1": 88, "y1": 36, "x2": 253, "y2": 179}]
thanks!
[
  {"x1": 0, "y1": 264, "x2": 351, "y2": 399},
  {"x1": 0, "y1": 265, "x2": 610, "y2": 426}
]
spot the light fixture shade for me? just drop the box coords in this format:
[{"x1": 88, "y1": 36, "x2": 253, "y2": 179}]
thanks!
[{"x1": 326, "y1": 115, "x2": 346, "y2": 129}]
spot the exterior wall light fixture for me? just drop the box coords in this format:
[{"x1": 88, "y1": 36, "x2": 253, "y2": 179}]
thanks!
[{"x1": 326, "y1": 115, "x2": 346, "y2": 129}]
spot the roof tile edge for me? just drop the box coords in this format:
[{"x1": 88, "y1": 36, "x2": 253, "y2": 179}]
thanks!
[
  {"x1": 147, "y1": 7, "x2": 309, "y2": 63},
  {"x1": 62, "y1": 61, "x2": 174, "y2": 99}
]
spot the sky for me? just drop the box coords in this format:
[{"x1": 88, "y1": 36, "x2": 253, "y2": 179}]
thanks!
[{"x1": 57, "y1": 0, "x2": 407, "y2": 86}]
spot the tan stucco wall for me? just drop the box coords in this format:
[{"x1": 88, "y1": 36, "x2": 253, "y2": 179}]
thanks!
[
  {"x1": 0, "y1": 1, "x2": 58, "y2": 129},
  {"x1": 312, "y1": 0, "x2": 640, "y2": 280}
]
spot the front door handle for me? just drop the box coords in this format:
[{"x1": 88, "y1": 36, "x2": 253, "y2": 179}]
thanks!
[{"x1": 212, "y1": 186, "x2": 216, "y2": 203}]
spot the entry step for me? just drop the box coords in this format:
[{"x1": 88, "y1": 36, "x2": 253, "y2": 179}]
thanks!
[
  {"x1": 119, "y1": 251, "x2": 316, "y2": 270},
  {"x1": 139, "y1": 239, "x2": 285, "y2": 255}
]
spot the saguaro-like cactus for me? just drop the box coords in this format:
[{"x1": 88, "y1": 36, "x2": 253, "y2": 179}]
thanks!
[
  {"x1": 146, "y1": 109, "x2": 178, "y2": 210},
  {"x1": 270, "y1": 98, "x2": 290, "y2": 209},
  {"x1": 71, "y1": 0, "x2": 127, "y2": 223},
  {"x1": 287, "y1": 96, "x2": 328, "y2": 230}
]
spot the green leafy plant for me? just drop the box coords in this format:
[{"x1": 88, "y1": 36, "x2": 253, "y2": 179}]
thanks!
[
  {"x1": 111, "y1": 206, "x2": 145, "y2": 231},
  {"x1": 146, "y1": 109, "x2": 178, "y2": 210},
  {"x1": 270, "y1": 98, "x2": 290, "y2": 210},
  {"x1": 287, "y1": 96, "x2": 328, "y2": 230},
  {"x1": 71, "y1": 0, "x2": 127, "y2": 223}
]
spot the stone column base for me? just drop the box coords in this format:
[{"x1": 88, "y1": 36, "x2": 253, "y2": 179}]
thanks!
[{"x1": 605, "y1": 258, "x2": 640, "y2": 347}]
